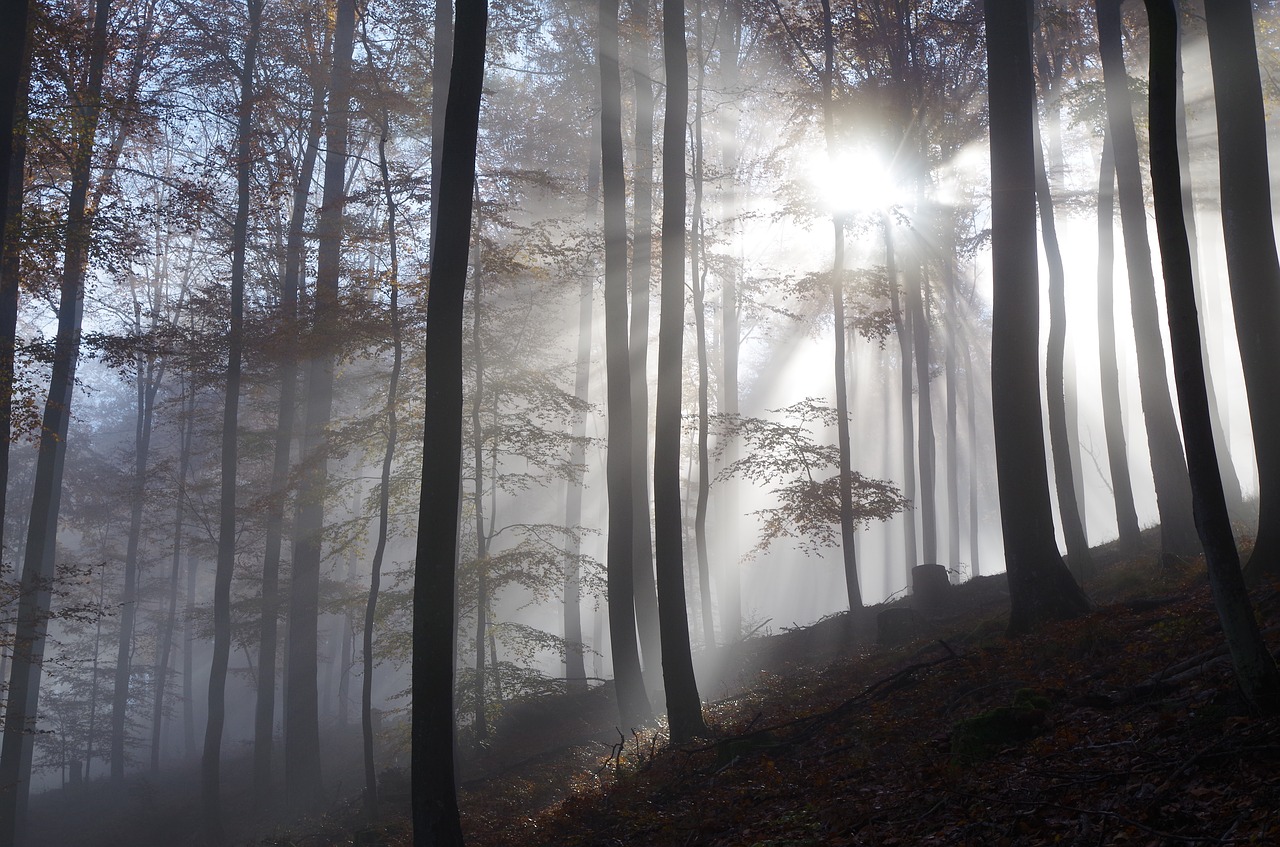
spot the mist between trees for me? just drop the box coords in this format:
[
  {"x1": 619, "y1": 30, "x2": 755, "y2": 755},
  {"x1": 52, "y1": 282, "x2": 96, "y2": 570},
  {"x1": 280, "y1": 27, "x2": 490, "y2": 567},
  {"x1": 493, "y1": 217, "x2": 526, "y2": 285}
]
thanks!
[{"x1": 0, "y1": 0, "x2": 1279, "y2": 844}]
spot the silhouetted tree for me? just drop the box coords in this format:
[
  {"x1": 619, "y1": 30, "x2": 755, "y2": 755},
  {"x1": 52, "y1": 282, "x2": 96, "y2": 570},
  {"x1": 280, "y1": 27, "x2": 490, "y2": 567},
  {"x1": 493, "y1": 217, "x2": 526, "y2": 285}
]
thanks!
[
  {"x1": 1144, "y1": 0, "x2": 1280, "y2": 712},
  {"x1": 985, "y1": 0, "x2": 1089, "y2": 636},
  {"x1": 1204, "y1": 0, "x2": 1280, "y2": 583}
]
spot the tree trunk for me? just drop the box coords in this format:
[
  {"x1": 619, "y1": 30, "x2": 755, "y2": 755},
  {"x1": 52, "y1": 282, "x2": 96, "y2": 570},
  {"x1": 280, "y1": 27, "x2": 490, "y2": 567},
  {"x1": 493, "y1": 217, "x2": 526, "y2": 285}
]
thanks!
[
  {"x1": 1032, "y1": 100, "x2": 1093, "y2": 582},
  {"x1": 716, "y1": 0, "x2": 743, "y2": 641},
  {"x1": 151, "y1": 384, "x2": 195, "y2": 772},
  {"x1": 359, "y1": 107, "x2": 401, "y2": 822},
  {"x1": 411, "y1": 0, "x2": 485, "y2": 841},
  {"x1": 887, "y1": 223, "x2": 917, "y2": 584},
  {"x1": 1094, "y1": 130, "x2": 1143, "y2": 555},
  {"x1": 654, "y1": 0, "x2": 708, "y2": 743},
  {"x1": 286, "y1": 0, "x2": 355, "y2": 811},
  {"x1": 985, "y1": 0, "x2": 1090, "y2": 636},
  {"x1": 562, "y1": 154, "x2": 596, "y2": 691},
  {"x1": 1095, "y1": 0, "x2": 1197, "y2": 559},
  {"x1": 599, "y1": 0, "x2": 652, "y2": 731},
  {"x1": 691, "y1": 6, "x2": 715, "y2": 647},
  {"x1": 627, "y1": 0, "x2": 663, "y2": 678},
  {"x1": 945, "y1": 260, "x2": 960, "y2": 570},
  {"x1": 907, "y1": 254, "x2": 935, "y2": 567},
  {"x1": 0, "y1": 0, "x2": 112, "y2": 839},
  {"x1": 203, "y1": 0, "x2": 261, "y2": 836},
  {"x1": 1203, "y1": 0, "x2": 1280, "y2": 581},
  {"x1": 470, "y1": 192, "x2": 490, "y2": 742},
  {"x1": 256, "y1": 68, "x2": 324, "y2": 804},
  {"x1": 1145, "y1": 0, "x2": 1280, "y2": 711},
  {"x1": 0, "y1": 0, "x2": 31, "y2": 588}
]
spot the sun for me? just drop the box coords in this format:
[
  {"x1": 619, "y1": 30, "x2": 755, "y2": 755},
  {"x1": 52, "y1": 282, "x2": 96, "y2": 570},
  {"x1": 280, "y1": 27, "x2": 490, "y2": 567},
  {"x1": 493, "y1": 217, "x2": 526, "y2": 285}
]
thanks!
[{"x1": 808, "y1": 145, "x2": 905, "y2": 217}]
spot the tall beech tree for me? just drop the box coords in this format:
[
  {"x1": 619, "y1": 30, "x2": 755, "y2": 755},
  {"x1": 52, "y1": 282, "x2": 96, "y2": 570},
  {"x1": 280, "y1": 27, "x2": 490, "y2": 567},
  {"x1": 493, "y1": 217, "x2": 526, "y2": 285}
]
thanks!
[
  {"x1": 203, "y1": 0, "x2": 262, "y2": 837},
  {"x1": 599, "y1": 0, "x2": 651, "y2": 731},
  {"x1": 0, "y1": 0, "x2": 113, "y2": 839},
  {"x1": 653, "y1": 0, "x2": 708, "y2": 743},
  {"x1": 626, "y1": 0, "x2": 662, "y2": 677},
  {"x1": 1204, "y1": 0, "x2": 1280, "y2": 583},
  {"x1": 411, "y1": 0, "x2": 487, "y2": 842},
  {"x1": 984, "y1": 0, "x2": 1089, "y2": 636},
  {"x1": 1094, "y1": 129, "x2": 1142, "y2": 555},
  {"x1": 286, "y1": 0, "x2": 355, "y2": 810},
  {"x1": 1095, "y1": 0, "x2": 1196, "y2": 559},
  {"x1": 1144, "y1": 0, "x2": 1280, "y2": 712}
]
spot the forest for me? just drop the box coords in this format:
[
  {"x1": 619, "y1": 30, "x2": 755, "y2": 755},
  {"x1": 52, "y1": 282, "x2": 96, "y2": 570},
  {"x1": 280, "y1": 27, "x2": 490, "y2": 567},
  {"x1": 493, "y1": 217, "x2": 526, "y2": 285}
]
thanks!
[{"x1": 2, "y1": 0, "x2": 1280, "y2": 844}]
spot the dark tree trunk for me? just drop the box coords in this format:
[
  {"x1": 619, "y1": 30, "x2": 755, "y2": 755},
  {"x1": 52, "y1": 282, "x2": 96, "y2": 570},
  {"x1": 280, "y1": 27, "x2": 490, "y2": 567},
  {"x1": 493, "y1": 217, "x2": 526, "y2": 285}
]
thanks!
[
  {"x1": 412, "y1": 0, "x2": 486, "y2": 843},
  {"x1": 286, "y1": 0, "x2": 355, "y2": 811},
  {"x1": 1203, "y1": 0, "x2": 1280, "y2": 581},
  {"x1": 204, "y1": 0, "x2": 261, "y2": 836},
  {"x1": 1032, "y1": 103, "x2": 1093, "y2": 582},
  {"x1": 0, "y1": 0, "x2": 111, "y2": 840},
  {"x1": 654, "y1": 0, "x2": 708, "y2": 742},
  {"x1": 1095, "y1": 0, "x2": 1197, "y2": 559},
  {"x1": 907, "y1": 255, "x2": 935, "y2": 567},
  {"x1": 627, "y1": 0, "x2": 662, "y2": 678},
  {"x1": 357, "y1": 105, "x2": 402, "y2": 822},
  {"x1": 599, "y1": 0, "x2": 652, "y2": 731},
  {"x1": 984, "y1": 0, "x2": 1090, "y2": 636},
  {"x1": 1094, "y1": 130, "x2": 1143, "y2": 555},
  {"x1": 152, "y1": 384, "x2": 195, "y2": 772},
  {"x1": 256, "y1": 70, "x2": 323, "y2": 805},
  {"x1": 1145, "y1": 0, "x2": 1280, "y2": 711},
  {"x1": 0, "y1": 0, "x2": 31, "y2": 587}
]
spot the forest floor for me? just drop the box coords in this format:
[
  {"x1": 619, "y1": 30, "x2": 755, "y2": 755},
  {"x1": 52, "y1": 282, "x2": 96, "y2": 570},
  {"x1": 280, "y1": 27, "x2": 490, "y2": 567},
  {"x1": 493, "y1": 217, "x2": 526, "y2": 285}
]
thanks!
[{"x1": 28, "y1": 529, "x2": 1280, "y2": 846}]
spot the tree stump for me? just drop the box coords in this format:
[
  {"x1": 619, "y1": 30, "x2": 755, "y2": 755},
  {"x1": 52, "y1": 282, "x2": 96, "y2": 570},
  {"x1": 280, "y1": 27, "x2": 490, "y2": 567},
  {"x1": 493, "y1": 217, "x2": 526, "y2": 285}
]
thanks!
[{"x1": 912, "y1": 563, "x2": 951, "y2": 615}]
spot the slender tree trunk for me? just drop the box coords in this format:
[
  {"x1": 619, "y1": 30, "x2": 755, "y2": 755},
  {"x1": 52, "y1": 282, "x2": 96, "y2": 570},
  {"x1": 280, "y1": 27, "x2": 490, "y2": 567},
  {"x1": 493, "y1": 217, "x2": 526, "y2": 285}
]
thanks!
[
  {"x1": 1173, "y1": 37, "x2": 1244, "y2": 526},
  {"x1": 256, "y1": 69, "x2": 324, "y2": 804},
  {"x1": 945, "y1": 260, "x2": 960, "y2": 570},
  {"x1": 1204, "y1": 0, "x2": 1280, "y2": 581},
  {"x1": 716, "y1": 0, "x2": 742, "y2": 641},
  {"x1": 469, "y1": 189, "x2": 490, "y2": 740},
  {"x1": 1145, "y1": 0, "x2": 1280, "y2": 711},
  {"x1": 184, "y1": 551, "x2": 196, "y2": 760},
  {"x1": 887, "y1": 223, "x2": 917, "y2": 584},
  {"x1": 1095, "y1": 130, "x2": 1142, "y2": 554},
  {"x1": 203, "y1": 1, "x2": 261, "y2": 837},
  {"x1": 113, "y1": 309, "x2": 163, "y2": 780},
  {"x1": 1095, "y1": 0, "x2": 1197, "y2": 558},
  {"x1": 627, "y1": 0, "x2": 662, "y2": 677},
  {"x1": 286, "y1": 0, "x2": 355, "y2": 811},
  {"x1": 654, "y1": 0, "x2": 708, "y2": 743},
  {"x1": 151, "y1": 384, "x2": 195, "y2": 772},
  {"x1": 985, "y1": 0, "x2": 1090, "y2": 636},
  {"x1": 362, "y1": 109, "x2": 402, "y2": 822},
  {"x1": 0, "y1": 0, "x2": 111, "y2": 839},
  {"x1": 599, "y1": 0, "x2": 652, "y2": 731},
  {"x1": 562, "y1": 155, "x2": 596, "y2": 691},
  {"x1": 963, "y1": 316, "x2": 980, "y2": 576},
  {"x1": 1033, "y1": 102, "x2": 1093, "y2": 581},
  {"x1": 411, "y1": 0, "x2": 485, "y2": 841},
  {"x1": 691, "y1": 8, "x2": 714, "y2": 647},
  {"x1": 907, "y1": 254, "x2": 935, "y2": 566}
]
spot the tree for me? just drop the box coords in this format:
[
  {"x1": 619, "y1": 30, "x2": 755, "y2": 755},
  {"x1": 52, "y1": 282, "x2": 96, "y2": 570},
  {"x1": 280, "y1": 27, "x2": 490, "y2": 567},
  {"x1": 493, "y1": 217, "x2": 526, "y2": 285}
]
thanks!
[
  {"x1": 1143, "y1": 0, "x2": 1280, "y2": 712},
  {"x1": 1203, "y1": 0, "x2": 1280, "y2": 583},
  {"x1": 599, "y1": 0, "x2": 651, "y2": 732},
  {"x1": 653, "y1": 0, "x2": 708, "y2": 744},
  {"x1": 0, "y1": 0, "x2": 113, "y2": 839},
  {"x1": 1094, "y1": 127, "x2": 1143, "y2": 556},
  {"x1": 286, "y1": 0, "x2": 356, "y2": 811},
  {"x1": 984, "y1": 0, "x2": 1089, "y2": 637},
  {"x1": 203, "y1": 0, "x2": 261, "y2": 836},
  {"x1": 411, "y1": 0, "x2": 487, "y2": 842},
  {"x1": 1094, "y1": 0, "x2": 1196, "y2": 560}
]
